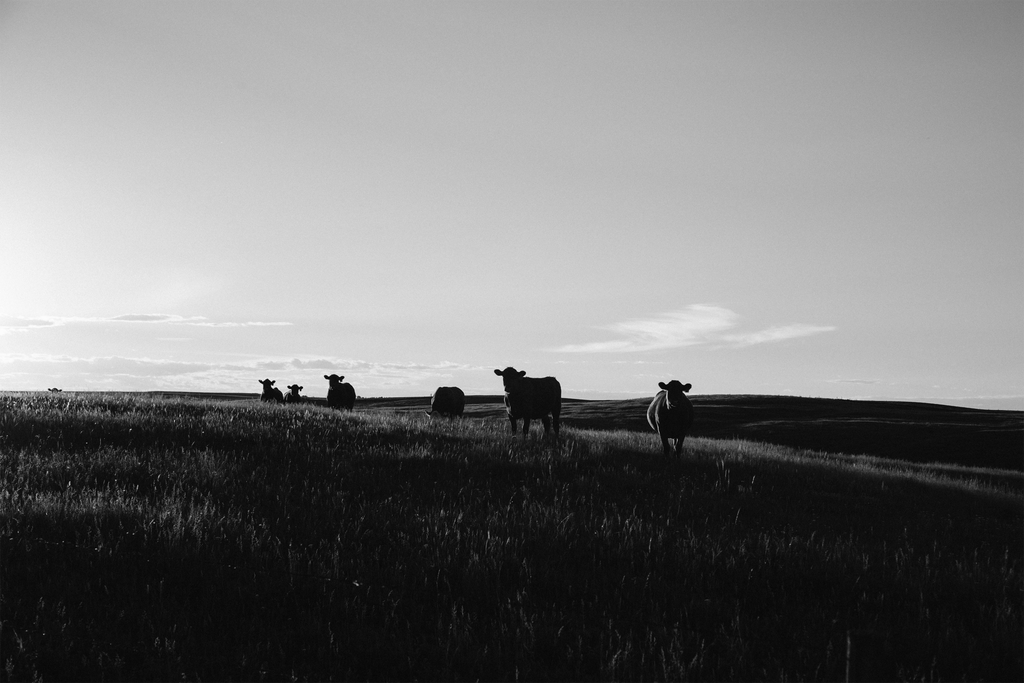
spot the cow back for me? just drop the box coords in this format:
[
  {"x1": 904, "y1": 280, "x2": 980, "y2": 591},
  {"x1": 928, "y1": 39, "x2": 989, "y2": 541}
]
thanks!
[
  {"x1": 647, "y1": 390, "x2": 693, "y2": 437},
  {"x1": 504, "y1": 376, "x2": 561, "y2": 419},
  {"x1": 431, "y1": 386, "x2": 465, "y2": 416},
  {"x1": 328, "y1": 384, "x2": 356, "y2": 409}
]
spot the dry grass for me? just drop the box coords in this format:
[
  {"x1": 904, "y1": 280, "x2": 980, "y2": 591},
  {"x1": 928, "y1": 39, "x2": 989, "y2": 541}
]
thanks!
[{"x1": 1, "y1": 393, "x2": 1021, "y2": 680}]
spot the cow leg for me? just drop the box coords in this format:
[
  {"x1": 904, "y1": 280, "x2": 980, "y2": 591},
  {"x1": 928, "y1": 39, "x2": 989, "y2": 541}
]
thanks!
[
  {"x1": 541, "y1": 416, "x2": 551, "y2": 434},
  {"x1": 674, "y1": 437, "x2": 685, "y2": 456},
  {"x1": 508, "y1": 416, "x2": 518, "y2": 433},
  {"x1": 522, "y1": 418, "x2": 531, "y2": 436},
  {"x1": 660, "y1": 434, "x2": 672, "y2": 456},
  {"x1": 552, "y1": 410, "x2": 560, "y2": 435}
]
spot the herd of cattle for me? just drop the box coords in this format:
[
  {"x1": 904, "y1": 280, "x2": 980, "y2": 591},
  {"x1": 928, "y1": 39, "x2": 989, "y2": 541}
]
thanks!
[{"x1": 259, "y1": 367, "x2": 695, "y2": 455}]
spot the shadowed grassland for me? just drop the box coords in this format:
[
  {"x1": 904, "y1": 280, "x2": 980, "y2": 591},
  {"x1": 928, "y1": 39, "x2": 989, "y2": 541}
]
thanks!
[
  {"x1": 1, "y1": 393, "x2": 1021, "y2": 681},
  {"x1": 106, "y1": 391, "x2": 1024, "y2": 471},
  {"x1": 356, "y1": 394, "x2": 1024, "y2": 471}
]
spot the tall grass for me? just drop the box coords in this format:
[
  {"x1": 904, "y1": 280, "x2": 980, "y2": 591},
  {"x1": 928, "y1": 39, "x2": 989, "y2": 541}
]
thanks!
[{"x1": 1, "y1": 393, "x2": 1021, "y2": 681}]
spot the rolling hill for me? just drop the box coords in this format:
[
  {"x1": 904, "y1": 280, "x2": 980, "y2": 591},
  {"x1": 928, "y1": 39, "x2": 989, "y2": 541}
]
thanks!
[{"x1": 136, "y1": 391, "x2": 1023, "y2": 471}]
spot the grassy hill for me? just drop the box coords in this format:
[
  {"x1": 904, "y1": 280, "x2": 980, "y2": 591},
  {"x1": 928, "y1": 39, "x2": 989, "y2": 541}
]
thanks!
[
  {"x1": 143, "y1": 390, "x2": 1024, "y2": 470},
  {"x1": 1, "y1": 392, "x2": 1021, "y2": 680}
]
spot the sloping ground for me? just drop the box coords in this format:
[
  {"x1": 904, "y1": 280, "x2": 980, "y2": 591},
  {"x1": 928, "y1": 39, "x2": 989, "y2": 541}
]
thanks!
[
  {"x1": 559, "y1": 395, "x2": 1023, "y2": 471},
  {"x1": 129, "y1": 391, "x2": 1023, "y2": 470},
  {"x1": 692, "y1": 395, "x2": 1022, "y2": 471},
  {"x1": 358, "y1": 394, "x2": 1022, "y2": 471}
]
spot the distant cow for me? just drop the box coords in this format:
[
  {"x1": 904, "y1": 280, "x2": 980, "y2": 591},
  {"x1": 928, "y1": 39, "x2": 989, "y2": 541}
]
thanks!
[
  {"x1": 285, "y1": 384, "x2": 304, "y2": 403},
  {"x1": 258, "y1": 379, "x2": 285, "y2": 403},
  {"x1": 47, "y1": 387, "x2": 62, "y2": 393},
  {"x1": 647, "y1": 380, "x2": 694, "y2": 456},
  {"x1": 324, "y1": 374, "x2": 356, "y2": 411},
  {"x1": 426, "y1": 386, "x2": 465, "y2": 418},
  {"x1": 494, "y1": 367, "x2": 561, "y2": 436}
]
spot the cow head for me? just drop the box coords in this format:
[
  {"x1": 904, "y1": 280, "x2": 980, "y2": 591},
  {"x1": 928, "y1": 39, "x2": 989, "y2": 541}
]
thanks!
[
  {"x1": 258, "y1": 379, "x2": 276, "y2": 390},
  {"x1": 658, "y1": 380, "x2": 691, "y2": 408},
  {"x1": 324, "y1": 374, "x2": 345, "y2": 388},
  {"x1": 494, "y1": 367, "x2": 527, "y2": 391},
  {"x1": 287, "y1": 384, "x2": 302, "y2": 395}
]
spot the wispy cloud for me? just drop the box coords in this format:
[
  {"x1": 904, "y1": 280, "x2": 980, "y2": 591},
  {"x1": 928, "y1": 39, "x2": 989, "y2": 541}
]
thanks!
[
  {"x1": 827, "y1": 378, "x2": 881, "y2": 385},
  {"x1": 550, "y1": 305, "x2": 738, "y2": 353},
  {"x1": 0, "y1": 353, "x2": 487, "y2": 392},
  {"x1": 191, "y1": 321, "x2": 292, "y2": 328},
  {"x1": 109, "y1": 314, "x2": 205, "y2": 323},
  {"x1": 0, "y1": 316, "x2": 57, "y2": 331},
  {"x1": 549, "y1": 305, "x2": 835, "y2": 353},
  {"x1": 723, "y1": 324, "x2": 837, "y2": 347},
  {"x1": 0, "y1": 313, "x2": 291, "y2": 334}
]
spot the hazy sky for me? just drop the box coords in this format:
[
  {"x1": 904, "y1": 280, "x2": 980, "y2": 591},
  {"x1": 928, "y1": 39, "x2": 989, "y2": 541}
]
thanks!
[{"x1": 2, "y1": 0, "x2": 1021, "y2": 408}]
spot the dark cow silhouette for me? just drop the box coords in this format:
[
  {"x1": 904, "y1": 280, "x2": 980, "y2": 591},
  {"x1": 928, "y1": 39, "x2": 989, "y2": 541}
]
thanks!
[
  {"x1": 494, "y1": 367, "x2": 561, "y2": 436},
  {"x1": 47, "y1": 387, "x2": 62, "y2": 393},
  {"x1": 258, "y1": 379, "x2": 285, "y2": 403},
  {"x1": 425, "y1": 386, "x2": 465, "y2": 417},
  {"x1": 647, "y1": 380, "x2": 694, "y2": 456},
  {"x1": 285, "y1": 384, "x2": 304, "y2": 403},
  {"x1": 324, "y1": 374, "x2": 356, "y2": 411}
]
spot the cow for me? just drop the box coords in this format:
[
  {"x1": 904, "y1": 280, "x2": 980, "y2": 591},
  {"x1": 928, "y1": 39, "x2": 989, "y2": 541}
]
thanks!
[
  {"x1": 258, "y1": 379, "x2": 285, "y2": 403},
  {"x1": 647, "y1": 380, "x2": 694, "y2": 456},
  {"x1": 425, "y1": 386, "x2": 465, "y2": 418},
  {"x1": 284, "y1": 384, "x2": 304, "y2": 403},
  {"x1": 47, "y1": 387, "x2": 62, "y2": 393},
  {"x1": 493, "y1": 367, "x2": 561, "y2": 436},
  {"x1": 324, "y1": 374, "x2": 356, "y2": 411}
]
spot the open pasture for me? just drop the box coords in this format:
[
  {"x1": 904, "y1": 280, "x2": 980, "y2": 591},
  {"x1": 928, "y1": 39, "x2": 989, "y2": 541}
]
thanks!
[
  {"x1": 1, "y1": 392, "x2": 1021, "y2": 681},
  {"x1": 363, "y1": 394, "x2": 1024, "y2": 471},
  {"x1": 152, "y1": 390, "x2": 1022, "y2": 471}
]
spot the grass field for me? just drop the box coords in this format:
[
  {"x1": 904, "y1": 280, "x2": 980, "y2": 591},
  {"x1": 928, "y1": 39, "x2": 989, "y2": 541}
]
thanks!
[{"x1": 1, "y1": 392, "x2": 1021, "y2": 681}]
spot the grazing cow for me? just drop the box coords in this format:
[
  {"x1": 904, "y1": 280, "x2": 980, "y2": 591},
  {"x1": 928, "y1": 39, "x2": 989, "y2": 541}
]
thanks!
[
  {"x1": 493, "y1": 367, "x2": 561, "y2": 436},
  {"x1": 324, "y1": 374, "x2": 356, "y2": 411},
  {"x1": 285, "y1": 384, "x2": 304, "y2": 403},
  {"x1": 47, "y1": 387, "x2": 62, "y2": 393},
  {"x1": 258, "y1": 379, "x2": 285, "y2": 403},
  {"x1": 647, "y1": 380, "x2": 694, "y2": 456},
  {"x1": 425, "y1": 386, "x2": 465, "y2": 418}
]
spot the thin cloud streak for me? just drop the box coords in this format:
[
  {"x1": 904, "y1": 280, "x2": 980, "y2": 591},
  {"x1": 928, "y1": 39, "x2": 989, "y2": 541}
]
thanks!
[
  {"x1": 722, "y1": 324, "x2": 838, "y2": 348},
  {"x1": 110, "y1": 314, "x2": 205, "y2": 323},
  {"x1": 551, "y1": 305, "x2": 738, "y2": 353},
  {"x1": 0, "y1": 316, "x2": 57, "y2": 331},
  {"x1": 189, "y1": 321, "x2": 292, "y2": 328},
  {"x1": 827, "y1": 378, "x2": 881, "y2": 385},
  {"x1": 0, "y1": 314, "x2": 291, "y2": 333},
  {"x1": 0, "y1": 353, "x2": 488, "y2": 392},
  {"x1": 549, "y1": 306, "x2": 835, "y2": 353}
]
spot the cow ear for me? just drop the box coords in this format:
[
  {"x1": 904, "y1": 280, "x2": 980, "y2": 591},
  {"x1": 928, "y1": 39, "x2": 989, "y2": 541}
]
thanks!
[
  {"x1": 338, "y1": 376, "x2": 344, "y2": 381},
  {"x1": 270, "y1": 380, "x2": 275, "y2": 385},
  {"x1": 324, "y1": 375, "x2": 330, "y2": 380},
  {"x1": 299, "y1": 386, "x2": 303, "y2": 391},
  {"x1": 518, "y1": 370, "x2": 526, "y2": 377},
  {"x1": 682, "y1": 383, "x2": 691, "y2": 392},
  {"x1": 658, "y1": 382, "x2": 668, "y2": 390},
  {"x1": 494, "y1": 369, "x2": 502, "y2": 376}
]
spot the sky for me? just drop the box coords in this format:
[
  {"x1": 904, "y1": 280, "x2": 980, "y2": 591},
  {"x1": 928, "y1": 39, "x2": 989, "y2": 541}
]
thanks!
[{"x1": 1, "y1": 0, "x2": 1021, "y2": 409}]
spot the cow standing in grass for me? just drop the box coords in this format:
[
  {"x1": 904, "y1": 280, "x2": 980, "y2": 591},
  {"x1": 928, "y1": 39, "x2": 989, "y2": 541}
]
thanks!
[
  {"x1": 324, "y1": 374, "x2": 356, "y2": 411},
  {"x1": 494, "y1": 367, "x2": 561, "y2": 436},
  {"x1": 647, "y1": 380, "x2": 694, "y2": 456},
  {"x1": 259, "y1": 379, "x2": 285, "y2": 404},
  {"x1": 426, "y1": 386, "x2": 465, "y2": 418},
  {"x1": 285, "y1": 385, "x2": 304, "y2": 404}
]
